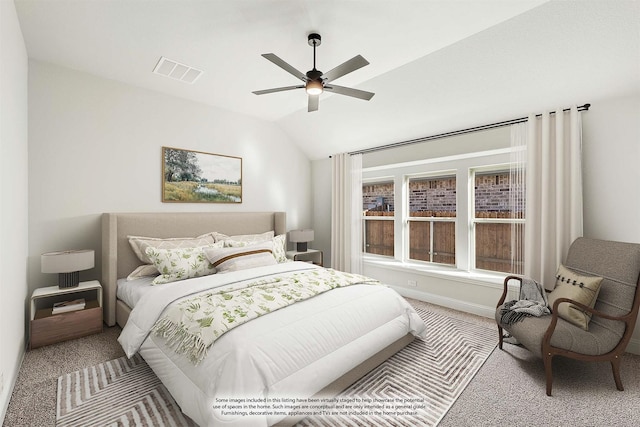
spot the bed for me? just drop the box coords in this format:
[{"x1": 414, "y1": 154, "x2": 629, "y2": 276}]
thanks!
[{"x1": 102, "y1": 211, "x2": 426, "y2": 426}]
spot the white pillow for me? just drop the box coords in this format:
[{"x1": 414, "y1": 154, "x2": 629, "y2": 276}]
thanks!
[
  {"x1": 126, "y1": 264, "x2": 159, "y2": 281},
  {"x1": 146, "y1": 242, "x2": 223, "y2": 285},
  {"x1": 128, "y1": 234, "x2": 215, "y2": 265},
  {"x1": 203, "y1": 242, "x2": 277, "y2": 273},
  {"x1": 224, "y1": 234, "x2": 289, "y2": 263},
  {"x1": 211, "y1": 230, "x2": 274, "y2": 244}
]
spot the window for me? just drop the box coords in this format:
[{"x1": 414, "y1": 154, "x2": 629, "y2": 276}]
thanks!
[
  {"x1": 361, "y1": 144, "x2": 525, "y2": 277},
  {"x1": 407, "y1": 175, "x2": 456, "y2": 265},
  {"x1": 362, "y1": 181, "x2": 394, "y2": 257},
  {"x1": 472, "y1": 169, "x2": 525, "y2": 274}
]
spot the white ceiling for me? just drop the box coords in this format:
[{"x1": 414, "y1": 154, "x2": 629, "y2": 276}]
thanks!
[{"x1": 14, "y1": 0, "x2": 640, "y2": 160}]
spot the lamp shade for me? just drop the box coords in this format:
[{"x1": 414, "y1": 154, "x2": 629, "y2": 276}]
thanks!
[
  {"x1": 289, "y1": 229, "x2": 314, "y2": 252},
  {"x1": 42, "y1": 249, "x2": 94, "y2": 288}
]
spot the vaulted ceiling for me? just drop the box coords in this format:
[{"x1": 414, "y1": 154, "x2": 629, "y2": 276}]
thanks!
[{"x1": 14, "y1": 0, "x2": 640, "y2": 159}]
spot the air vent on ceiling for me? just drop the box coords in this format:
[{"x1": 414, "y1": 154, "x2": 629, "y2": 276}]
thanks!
[{"x1": 153, "y1": 56, "x2": 203, "y2": 84}]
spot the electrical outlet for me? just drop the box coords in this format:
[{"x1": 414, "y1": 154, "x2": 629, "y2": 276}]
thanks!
[{"x1": 408, "y1": 280, "x2": 417, "y2": 287}]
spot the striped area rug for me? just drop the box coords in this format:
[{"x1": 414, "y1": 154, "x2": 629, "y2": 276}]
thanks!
[
  {"x1": 56, "y1": 354, "x2": 196, "y2": 427},
  {"x1": 297, "y1": 307, "x2": 497, "y2": 426},
  {"x1": 56, "y1": 306, "x2": 496, "y2": 427}
]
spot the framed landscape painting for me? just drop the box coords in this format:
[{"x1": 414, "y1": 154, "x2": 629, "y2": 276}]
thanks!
[{"x1": 162, "y1": 146, "x2": 242, "y2": 203}]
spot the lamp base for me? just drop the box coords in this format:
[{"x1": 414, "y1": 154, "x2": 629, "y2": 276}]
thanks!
[
  {"x1": 58, "y1": 271, "x2": 80, "y2": 288},
  {"x1": 296, "y1": 242, "x2": 308, "y2": 252}
]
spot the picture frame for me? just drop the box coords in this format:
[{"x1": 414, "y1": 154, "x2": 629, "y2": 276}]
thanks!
[{"x1": 162, "y1": 146, "x2": 242, "y2": 203}]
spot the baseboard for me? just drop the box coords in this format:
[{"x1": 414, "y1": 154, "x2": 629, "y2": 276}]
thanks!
[
  {"x1": 390, "y1": 285, "x2": 640, "y2": 356},
  {"x1": 627, "y1": 337, "x2": 640, "y2": 355},
  {"x1": 0, "y1": 347, "x2": 25, "y2": 425},
  {"x1": 389, "y1": 285, "x2": 496, "y2": 319}
]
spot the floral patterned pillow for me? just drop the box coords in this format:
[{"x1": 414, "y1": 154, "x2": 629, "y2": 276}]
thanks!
[
  {"x1": 146, "y1": 242, "x2": 223, "y2": 285},
  {"x1": 128, "y1": 234, "x2": 216, "y2": 265},
  {"x1": 271, "y1": 234, "x2": 289, "y2": 263}
]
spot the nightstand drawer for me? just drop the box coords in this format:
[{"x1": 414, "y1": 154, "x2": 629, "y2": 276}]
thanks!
[{"x1": 30, "y1": 302, "x2": 102, "y2": 349}]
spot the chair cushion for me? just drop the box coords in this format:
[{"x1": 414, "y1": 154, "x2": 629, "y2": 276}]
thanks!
[
  {"x1": 563, "y1": 237, "x2": 640, "y2": 344},
  {"x1": 496, "y1": 303, "x2": 622, "y2": 358},
  {"x1": 547, "y1": 264, "x2": 603, "y2": 330}
]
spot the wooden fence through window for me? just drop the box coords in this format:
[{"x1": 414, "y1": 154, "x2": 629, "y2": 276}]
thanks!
[
  {"x1": 363, "y1": 211, "x2": 395, "y2": 256},
  {"x1": 364, "y1": 211, "x2": 523, "y2": 273}
]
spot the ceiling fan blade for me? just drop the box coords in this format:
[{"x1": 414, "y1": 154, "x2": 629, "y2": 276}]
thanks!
[
  {"x1": 324, "y1": 84, "x2": 375, "y2": 101},
  {"x1": 308, "y1": 95, "x2": 319, "y2": 112},
  {"x1": 261, "y1": 53, "x2": 307, "y2": 82},
  {"x1": 252, "y1": 85, "x2": 304, "y2": 95},
  {"x1": 322, "y1": 55, "x2": 369, "y2": 82}
]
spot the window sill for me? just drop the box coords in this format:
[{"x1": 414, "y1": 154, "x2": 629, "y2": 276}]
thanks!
[{"x1": 363, "y1": 255, "x2": 507, "y2": 289}]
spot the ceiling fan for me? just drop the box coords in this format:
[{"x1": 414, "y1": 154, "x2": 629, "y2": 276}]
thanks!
[{"x1": 252, "y1": 33, "x2": 375, "y2": 112}]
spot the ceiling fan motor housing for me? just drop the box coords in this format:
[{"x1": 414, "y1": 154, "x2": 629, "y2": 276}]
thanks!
[
  {"x1": 308, "y1": 33, "x2": 321, "y2": 46},
  {"x1": 306, "y1": 69, "x2": 323, "y2": 80}
]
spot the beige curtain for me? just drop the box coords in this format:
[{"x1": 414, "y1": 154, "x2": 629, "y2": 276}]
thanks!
[
  {"x1": 524, "y1": 106, "x2": 583, "y2": 289},
  {"x1": 331, "y1": 153, "x2": 363, "y2": 273},
  {"x1": 509, "y1": 122, "x2": 527, "y2": 275}
]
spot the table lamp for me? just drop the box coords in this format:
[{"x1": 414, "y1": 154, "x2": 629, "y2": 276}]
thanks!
[
  {"x1": 41, "y1": 249, "x2": 95, "y2": 288},
  {"x1": 289, "y1": 229, "x2": 314, "y2": 252}
]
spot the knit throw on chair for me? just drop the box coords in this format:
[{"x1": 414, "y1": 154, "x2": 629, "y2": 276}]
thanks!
[{"x1": 500, "y1": 278, "x2": 550, "y2": 326}]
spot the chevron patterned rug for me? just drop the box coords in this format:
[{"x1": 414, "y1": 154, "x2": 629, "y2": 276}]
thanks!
[
  {"x1": 297, "y1": 306, "x2": 497, "y2": 426},
  {"x1": 56, "y1": 306, "x2": 496, "y2": 427},
  {"x1": 56, "y1": 353, "x2": 197, "y2": 427}
]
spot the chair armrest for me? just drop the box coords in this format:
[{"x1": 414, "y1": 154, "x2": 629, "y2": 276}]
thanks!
[
  {"x1": 550, "y1": 297, "x2": 632, "y2": 322},
  {"x1": 497, "y1": 275, "x2": 522, "y2": 308},
  {"x1": 543, "y1": 297, "x2": 635, "y2": 348}
]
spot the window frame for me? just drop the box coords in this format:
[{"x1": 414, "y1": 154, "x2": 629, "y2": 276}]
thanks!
[
  {"x1": 470, "y1": 165, "x2": 526, "y2": 274},
  {"x1": 362, "y1": 178, "x2": 396, "y2": 258},
  {"x1": 405, "y1": 171, "x2": 457, "y2": 266},
  {"x1": 362, "y1": 148, "x2": 520, "y2": 277}
]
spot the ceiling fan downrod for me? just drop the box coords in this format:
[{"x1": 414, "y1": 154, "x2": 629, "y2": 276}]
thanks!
[
  {"x1": 306, "y1": 33, "x2": 323, "y2": 94},
  {"x1": 308, "y1": 33, "x2": 322, "y2": 68}
]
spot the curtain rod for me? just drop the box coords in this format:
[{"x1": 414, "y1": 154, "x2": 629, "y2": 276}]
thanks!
[{"x1": 347, "y1": 103, "x2": 590, "y2": 156}]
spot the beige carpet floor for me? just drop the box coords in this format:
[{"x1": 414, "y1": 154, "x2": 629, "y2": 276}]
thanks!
[
  {"x1": 4, "y1": 300, "x2": 640, "y2": 426},
  {"x1": 3, "y1": 327, "x2": 125, "y2": 427}
]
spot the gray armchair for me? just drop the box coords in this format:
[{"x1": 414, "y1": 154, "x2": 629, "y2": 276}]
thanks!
[{"x1": 495, "y1": 237, "x2": 640, "y2": 396}]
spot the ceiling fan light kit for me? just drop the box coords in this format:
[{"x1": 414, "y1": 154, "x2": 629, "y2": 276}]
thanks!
[
  {"x1": 305, "y1": 80, "x2": 323, "y2": 95},
  {"x1": 253, "y1": 33, "x2": 374, "y2": 112}
]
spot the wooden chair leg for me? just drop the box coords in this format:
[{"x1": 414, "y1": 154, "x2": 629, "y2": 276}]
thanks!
[
  {"x1": 498, "y1": 325, "x2": 503, "y2": 349},
  {"x1": 611, "y1": 355, "x2": 624, "y2": 391},
  {"x1": 544, "y1": 353, "x2": 553, "y2": 396}
]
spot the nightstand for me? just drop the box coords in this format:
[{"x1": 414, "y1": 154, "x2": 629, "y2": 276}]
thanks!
[
  {"x1": 30, "y1": 280, "x2": 103, "y2": 349},
  {"x1": 286, "y1": 249, "x2": 323, "y2": 266}
]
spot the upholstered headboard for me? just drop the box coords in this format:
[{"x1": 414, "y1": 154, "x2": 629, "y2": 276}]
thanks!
[{"x1": 101, "y1": 212, "x2": 286, "y2": 326}]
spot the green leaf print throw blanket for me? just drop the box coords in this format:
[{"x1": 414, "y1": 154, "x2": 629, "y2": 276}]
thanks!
[{"x1": 151, "y1": 268, "x2": 380, "y2": 365}]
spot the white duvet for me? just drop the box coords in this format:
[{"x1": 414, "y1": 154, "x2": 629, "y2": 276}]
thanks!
[{"x1": 118, "y1": 262, "x2": 427, "y2": 427}]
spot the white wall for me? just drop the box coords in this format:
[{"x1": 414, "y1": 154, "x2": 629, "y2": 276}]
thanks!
[
  {"x1": 311, "y1": 158, "x2": 332, "y2": 264},
  {"x1": 582, "y1": 94, "x2": 640, "y2": 243},
  {"x1": 311, "y1": 92, "x2": 640, "y2": 353},
  {"x1": 28, "y1": 60, "x2": 312, "y2": 293},
  {"x1": 0, "y1": 0, "x2": 29, "y2": 421}
]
